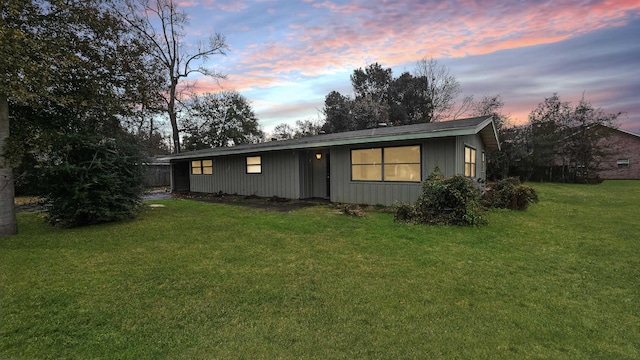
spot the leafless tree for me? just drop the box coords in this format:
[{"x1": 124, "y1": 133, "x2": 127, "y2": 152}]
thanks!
[
  {"x1": 414, "y1": 58, "x2": 472, "y2": 122},
  {"x1": 121, "y1": 0, "x2": 228, "y2": 153}
]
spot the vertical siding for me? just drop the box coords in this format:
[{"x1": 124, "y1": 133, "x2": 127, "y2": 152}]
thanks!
[
  {"x1": 185, "y1": 132, "x2": 488, "y2": 205},
  {"x1": 423, "y1": 138, "x2": 456, "y2": 177},
  {"x1": 330, "y1": 145, "x2": 422, "y2": 206},
  {"x1": 190, "y1": 151, "x2": 301, "y2": 198},
  {"x1": 330, "y1": 135, "x2": 486, "y2": 206},
  {"x1": 299, "y1": 151, "x2": 314, "y2": 199}
]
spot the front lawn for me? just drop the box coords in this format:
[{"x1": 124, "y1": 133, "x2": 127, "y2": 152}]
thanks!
[{"x1": 1, "y1": 181, "x2": 638, "y2": 359}]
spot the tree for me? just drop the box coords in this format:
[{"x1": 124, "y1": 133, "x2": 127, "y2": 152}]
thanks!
[
  {"x1": 1, "y1": 0, "x2": 160, "y2": 234},
  {"x1": 41, "y1": 131, "x2": 145, "y2": 228},
  {"x1": 471, "y1": 95, "x2": 513, "y2": 179},
  {"x1": 272, "y1": 123, "x2": 295, "y2": 140},
  {"x1": 322, "y1": 91, "x2": 354, "y2": 133},
  {"x1": 293, "y1": 119, "x2": 323, "y2": 138},
  {"x1": 0, "y1": 95, "x2": 14, "y2": 235},
  {"x1": 181, "y1": 91, "x2": 263, "y2": 150},
  {"x1": 350, "y1": 63, "x2": 392, "y2": 126},
  {"x1": 321, "y1": 59, "x2": 471, "y2": 134},
  {"x1": 522, "y1": 93, "x2": 620, "y2": 182},
  {"x1": 270, "y1": 119, "x2": 323, "y2": 141},
  {"x1": 388, "y1": 72, "x2": 428, "y2": 125},
  {"x1": 559, "y1": 97, "x2": 620, "y2": 182},
  {"x1": 351, "y1": 63, "x2": 393, "y2": 103},
  {"x1": 121, "y1": 0, "x2": 229, "y2": 153},
  {"x1": 413, "y1": 58, "x2": 472, "y2": 122},
  {"x1": 527, "y1": 94, "x2": 572, "y2": 181}
]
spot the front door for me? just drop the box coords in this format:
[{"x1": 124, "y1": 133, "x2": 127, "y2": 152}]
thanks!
[
  {"x1": 312, "y1": 151, "x2": 329, "y2": 199},
  {"x1": 172, "y1": 161, "x2": 190, "y2": 192}
]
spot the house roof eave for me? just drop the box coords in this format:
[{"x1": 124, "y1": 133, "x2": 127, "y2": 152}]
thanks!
[{"x1": 160, "y1": 115, "x2": 499, "y2": 161}]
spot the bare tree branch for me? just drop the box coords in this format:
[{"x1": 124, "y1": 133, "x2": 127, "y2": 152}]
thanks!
[{"x1": 120, "y1": 0, "x2": 228, "y2": 153}]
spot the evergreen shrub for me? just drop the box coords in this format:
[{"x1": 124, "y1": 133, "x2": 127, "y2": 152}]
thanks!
[
  {"x1": 42, "y1": 132, "x2": 145, "y2": 227},
  {"x1": 394, "y1": 168, "x2": 487, "y2": 226},
  {"x1": 483, "y1": 177, "x2": 538, "y2": 210}
]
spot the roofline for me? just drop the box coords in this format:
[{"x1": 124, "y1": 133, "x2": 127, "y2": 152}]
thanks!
[
  {"x1": 612, "y1": 126, "x2": 640, "y2": 138},
  {"x1": 159, "y1": 116, "x2": 499, "y2": 161}
]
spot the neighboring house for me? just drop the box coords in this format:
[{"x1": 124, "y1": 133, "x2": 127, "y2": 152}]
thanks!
[
  {"x1": 159, "y1": 116, "x2": 500, "y2": 206},
  {"x1": 597, "y1": 126, "x2": 640, "y2": 180}
]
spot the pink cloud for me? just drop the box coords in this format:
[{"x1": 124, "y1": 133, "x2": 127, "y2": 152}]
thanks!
[
  {"x1": 184, "y1": 0, "x2": 640, "y2": 128},
  {"x1": 199, "y1": 0, "x2": 248, "y2": 12},
  {"x1": 177, "y1": 0, "x2": 198, "y2": 7},
  {"x1": 234, "y1": 0, "x2": 638, "y2": 81}
]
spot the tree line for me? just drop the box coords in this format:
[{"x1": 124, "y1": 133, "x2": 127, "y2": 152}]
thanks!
[{"x1": 487, "y1": 94, "x2": 620, "y2": 183}]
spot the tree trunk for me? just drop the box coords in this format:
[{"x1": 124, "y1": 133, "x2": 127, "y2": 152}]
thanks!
[
  {"x1": 0, "y1": 94, "x2": 18, "y2": 236},
  {"x1": 168, "y1": 82, "x2": 181, "y2": 154}
]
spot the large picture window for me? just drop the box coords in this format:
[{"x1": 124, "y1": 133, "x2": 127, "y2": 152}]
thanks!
[
  {"x1": 464, "y1": 146, "x2": 476, "y2": 178},
  {"x1": 191, "y1": 160, "x2": 213, "y2": 175},
  {"x1": 351, "y1": 145, "x2": 421, "y2": 182},
  {"x1": 246, "y1": 156, "x2": 262, "y2": 174}
]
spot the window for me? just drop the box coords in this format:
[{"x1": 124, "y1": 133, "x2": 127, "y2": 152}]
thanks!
[
  {"x1": 351, "y1": 148, "x2": 382, "y2": 181},
  {"x1": 246, "y1": 156, "x2": 262, "y2": 174},
  {"x1": 383, "y1": 146, "x2": 421, "y2": 181},
  {"x1": 351, "y1": 145, "x2": 421, "y2": 182},
  {"x1": 191, "y1": 160, "x2": 212, "y2": 175},
  {"x1": 464, "y1": 146, "x2": 476, "y2": 177},
  {"x1": 617, "y1": 159, "x2": 630, "y2": 167},
  {"x1": 481, "y1": 151, "x2": 486, "y2": 173}
]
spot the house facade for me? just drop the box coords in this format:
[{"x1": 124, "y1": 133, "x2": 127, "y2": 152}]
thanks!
[
  {"x1": 161, "y1": 116, "x2": 500, "y2": 206},
  {"x1": 597, "y1": 126, "x2": 640, "y2": 179}
]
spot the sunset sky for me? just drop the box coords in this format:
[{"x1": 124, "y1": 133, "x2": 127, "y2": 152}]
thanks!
[{"x1": 176, "y1": 0, "x2": 640, "y2": 134}]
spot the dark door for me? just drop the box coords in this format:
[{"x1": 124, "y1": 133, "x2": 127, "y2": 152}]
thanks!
[
  {"x1": 172, "y1": 161, "x2": 190, "y2": 192},
  {"x1": 325, "y1": 153, "x2": 331, "y2": 198}
]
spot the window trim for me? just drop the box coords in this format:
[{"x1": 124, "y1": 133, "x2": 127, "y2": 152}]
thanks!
[
  {"x1": 617, "y1": 159, "x2": 630, "y2": 167},
  {"x1": 350, "y1": 145, "x2": 422, "y2": 183},
  {"x1": 464, "y1": 145, "x2": 477, "y2": 178},
  {"x1": 246, "y1": 155, "x2": 262, "y2": 174},
  {"x1": 191, "y1": 159, "x2": 213, "y2": 175}
]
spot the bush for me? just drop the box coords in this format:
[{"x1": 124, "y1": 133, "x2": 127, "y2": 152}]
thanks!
[
  {"x1": 41, "y1": 132, "x2": 145, "y2": 227},
  {"x1": 394, "y1": 168, "x2": 487, "y2": 226},
  {"x1": 483, "y1": 177, "x2": 539, "y2": 210}
]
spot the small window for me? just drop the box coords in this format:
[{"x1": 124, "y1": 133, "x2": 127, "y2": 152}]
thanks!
[
  {"x1": 481, "y1": 151, "x2": 486, "y2": 172},
  {"x1": 246, "y1": 156, "x2": 262, "y2": 174},
  {"x1": 191, "y1": 159, "x2": 213, "y2": 175},
  {"x1": 617, "y1": 159, "x2": 630, "y2": 167},
  {"x1": 464, "y1": 146, "x2": 476, "y2": 178}
]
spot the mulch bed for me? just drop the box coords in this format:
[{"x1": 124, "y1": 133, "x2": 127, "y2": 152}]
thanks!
[{"x1": 172, "y1": 192, "x2": 329, "y2": 212}]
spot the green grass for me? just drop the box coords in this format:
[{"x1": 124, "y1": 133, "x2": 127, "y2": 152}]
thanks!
[{"x1": 1, "y1": 181, "x2": 639, "y2": 359}]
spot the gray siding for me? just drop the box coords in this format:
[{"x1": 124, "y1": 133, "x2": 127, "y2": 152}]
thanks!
[
  {"x1": 299, "y1": 151, "x2": 314, "y2": 199},
  {"x1": 330, "y1": 136, "x2": 477, "y2": 206},
  {"x1": 190, "y1": 151, "x2": 301, "y2": 198},
  {"x1": 185, "y1": 133, "x2": 487, "y2": 205},
  {"x1": 330, "y1": 142, "x2": 427, "y2": 206},
  {"x1": 424, "y1": 138, "x2": 457, "y2": 177}
]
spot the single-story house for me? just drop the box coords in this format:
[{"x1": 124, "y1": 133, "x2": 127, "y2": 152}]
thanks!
[{"x1": 159, "y1": 115, "x2": 500, "y2": 206}]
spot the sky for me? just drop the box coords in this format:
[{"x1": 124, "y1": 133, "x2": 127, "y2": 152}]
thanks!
[{"x1": 175, "y1": 0, "x2": 640, "y2": 134}]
